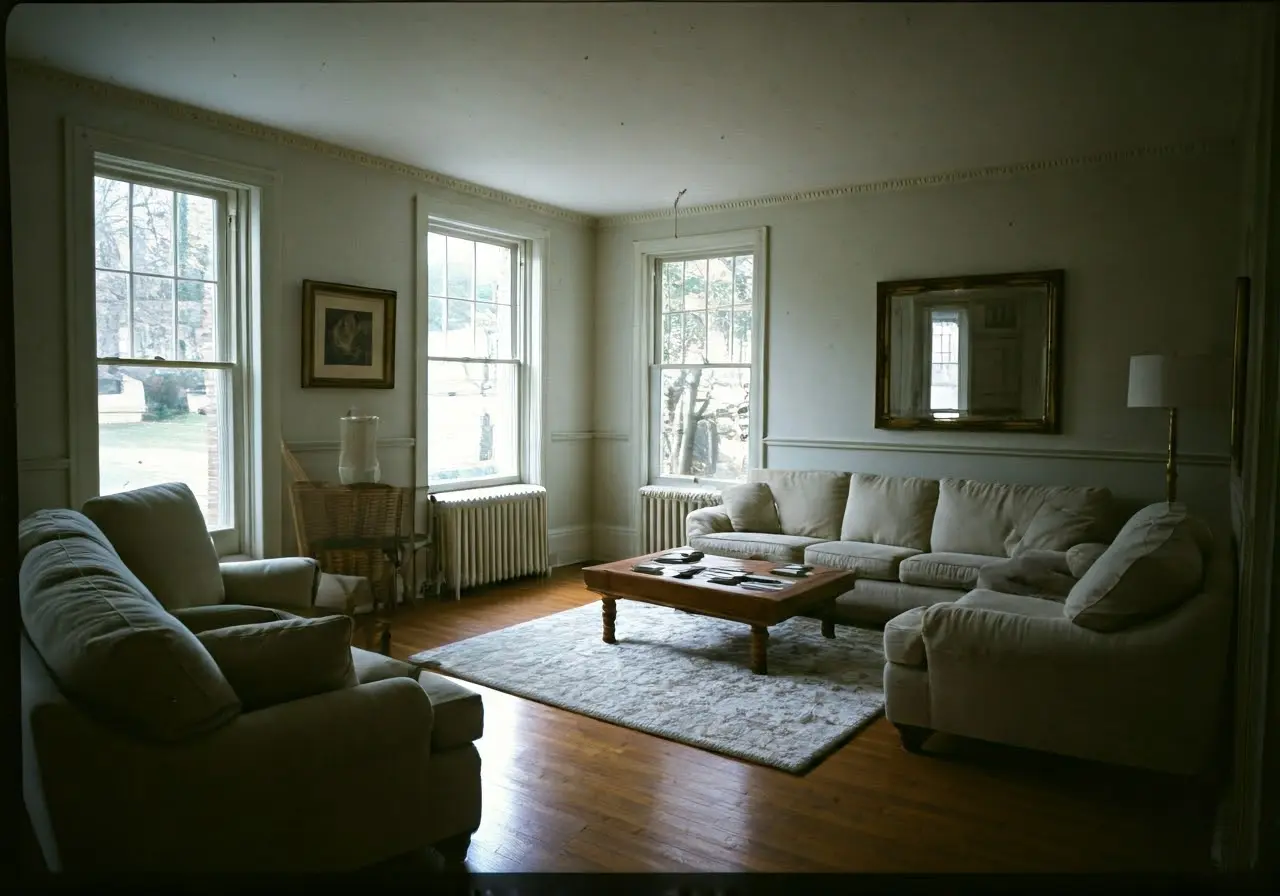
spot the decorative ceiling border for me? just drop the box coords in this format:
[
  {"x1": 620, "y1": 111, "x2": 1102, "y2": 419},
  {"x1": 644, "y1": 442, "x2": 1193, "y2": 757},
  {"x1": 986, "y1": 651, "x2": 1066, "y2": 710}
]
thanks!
[
  {"x1": 5, "y1": 58, "x2": 597, "y2": 227},
  {"x1": 597, "y1": 137, "x2": 1237, "y2": 228}
]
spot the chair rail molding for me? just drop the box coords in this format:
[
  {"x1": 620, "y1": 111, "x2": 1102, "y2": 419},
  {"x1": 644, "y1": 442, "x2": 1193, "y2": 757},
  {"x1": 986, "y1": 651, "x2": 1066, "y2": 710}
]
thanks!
[
  {"x1": 18, "y1": 456, "x2": 72, "y2": 472},
  {"x1": 286, "y1": 437, "x2": 416, "y2": 453},
  {"x1": 762, "y1": 436, "x2": 1229, "y2": 467}
]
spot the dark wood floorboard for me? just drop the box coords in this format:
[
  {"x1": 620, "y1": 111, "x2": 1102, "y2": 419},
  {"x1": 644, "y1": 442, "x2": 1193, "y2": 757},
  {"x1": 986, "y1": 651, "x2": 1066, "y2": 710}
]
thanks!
[{"x1": 385, "y1": 566, "x2": 1216, "y2": 873}]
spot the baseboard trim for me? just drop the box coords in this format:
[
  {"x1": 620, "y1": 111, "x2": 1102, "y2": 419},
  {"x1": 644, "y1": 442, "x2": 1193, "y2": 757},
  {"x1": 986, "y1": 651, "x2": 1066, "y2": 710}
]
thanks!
[
  {"x1": 592, "y1": 524, "x2": 638, "y2": 562},
  {"x1": 549, "y1": 524, "x2": 592, "y2": 567},
  {"x1": 763, "y1": 437, "x2": 1228, "y2": 467}
]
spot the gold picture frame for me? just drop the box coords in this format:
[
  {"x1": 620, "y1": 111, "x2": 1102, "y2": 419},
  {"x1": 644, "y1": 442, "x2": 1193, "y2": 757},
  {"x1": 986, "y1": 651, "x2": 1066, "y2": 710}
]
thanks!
[
  {"x1": 1230, "y1": 276, "x2": 1250, "y2": 472},
  {"x1": 301, "y1": 280, "x2": 397, "y2": 389}
]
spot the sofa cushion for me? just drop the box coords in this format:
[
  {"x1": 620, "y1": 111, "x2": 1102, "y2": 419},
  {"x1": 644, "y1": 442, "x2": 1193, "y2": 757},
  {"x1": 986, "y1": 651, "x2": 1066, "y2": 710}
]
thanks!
[
  {"x1": 172, "y1": 604, "x2": 295, "y2": 635},
  {"x1": 840, "y1": 474, "x2": 939, "y2": 552},
  {"x1": 417, "y1": 671, "x2": 485, "y2": 751},
  {"x1": 1065, "y1": 503, "x2": 1210, "y2": 633},
  {"x1": 721, "y1": 482, "x2": 782, "y2": 533},
  {"x1": 883, "y1": 607, "x2": 927, "y2": 666},
  {"x1": 816, "y1": 579, "x2": 958, "y2": 628},
  {"x1": 931, "y1": 479, "x2": 1110, "y2": 558},
  {"x1": 1066, "y1": 542, "x2": 1110, "y2": 579},
  {"x1": 196, "y1": 616, "x2": 357, "y2": 712},
  {"x1": 18, "y1": 510, "x2": 241, "y2": 741},
  {"x1": 898, "y1": 552, "x2": 1001, "y2": 590},
  {"x1": 749, "y1": 469, "x2": 851, "y2": 540},
  {"x1": 1010, "y1": 491, "x2": 1112, "y2": 556},
  {"x1": 81, "y1": 482, "x2": 225, "y2": 611},
  {"x1": 17, "y1": 507, "x2": 118, "y2": 564},
  {"x1": 954, "y1": 588, "x2": 1069, "y2": 619},
  {"x1": 804, "y1": 541, "x2": 921, "y2": 582},
  {"x1": 688, "y1": 532, "x2": 825, "y2": 564}
]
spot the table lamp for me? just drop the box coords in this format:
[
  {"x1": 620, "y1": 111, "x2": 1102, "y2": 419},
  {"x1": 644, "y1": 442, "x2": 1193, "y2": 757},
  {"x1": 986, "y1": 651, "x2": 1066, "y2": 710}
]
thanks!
[{"x1": 1127, "y1": 353, "x2": 1218, "y2": 503}]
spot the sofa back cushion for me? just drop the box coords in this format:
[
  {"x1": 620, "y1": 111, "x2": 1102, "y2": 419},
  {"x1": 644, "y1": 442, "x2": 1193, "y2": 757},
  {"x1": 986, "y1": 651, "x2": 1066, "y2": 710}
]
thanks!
[
  {"x1": 18, "y1": 509, "x2": 241, "y2": 741},
  {"x1": 931, "y1": 479, "x2": 1111, "y2": 558},
  {"x1": 840, "y1": 473, "x2": 939, "y2": 551},
  {"x1": 721, "y1": 482, "x2": 782, "y2": 534},
  {"x1": 749, "y1": 469, "x2": 851, "y2": 540},
  {"x1": 82, "y1": 482, "x2": 225, "y2": 611},
  {"x1": 1064, "y1": 502, "x2": 1211, "y2": 632}
]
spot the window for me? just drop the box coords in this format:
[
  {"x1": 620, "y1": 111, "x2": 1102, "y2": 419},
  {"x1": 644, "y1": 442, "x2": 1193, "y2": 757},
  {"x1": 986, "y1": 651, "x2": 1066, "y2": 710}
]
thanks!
[
  {"x1": 639, "y1": 229, "x2": 767, "y2": 487},
  {"x1": 424, "y1": 224, "x2": 524, "y2": 489},
  {"x1": 927, "y1": 307, "x2": 967, "y2": 419},
  {"x1": 91, "y1": 163, "x2": 244, "y2": 552}
]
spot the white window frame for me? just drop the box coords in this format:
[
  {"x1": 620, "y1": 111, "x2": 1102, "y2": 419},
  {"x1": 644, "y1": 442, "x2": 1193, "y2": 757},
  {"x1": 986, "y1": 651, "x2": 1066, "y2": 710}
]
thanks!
[
  {"x1": 633, "y1": 227, "x2": 768, "y2": 490},
  {"x1": 413, "y1": 194, "x2": 546, "y2": 504},
  {"x1": 66, "y1": 126, "x2": 282, "y2": 558}
]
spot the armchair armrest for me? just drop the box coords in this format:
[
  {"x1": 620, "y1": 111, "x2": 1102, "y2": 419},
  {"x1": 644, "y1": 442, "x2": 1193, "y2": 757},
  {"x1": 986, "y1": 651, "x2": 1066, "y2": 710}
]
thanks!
[
  {"x1": 27, "y1": 675, "x2": 435, "y2": 872},
  {"x1": 219, "y1": 557, "x2": 319, "y2": 611},
  {"x1": 686, "y1": 504, "x2": 733, "y2": 540}
]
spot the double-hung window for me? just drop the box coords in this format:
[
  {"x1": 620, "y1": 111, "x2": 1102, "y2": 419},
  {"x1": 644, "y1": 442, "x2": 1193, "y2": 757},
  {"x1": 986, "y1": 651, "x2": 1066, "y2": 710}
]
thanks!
[
  {"x1": 425, "y1": 223, "x2": 525, "y2": 490},
  {"x1": 92, "y1": 162, "x2": 244, "y2": 553},
  {"x1": 927, "y1": 307, "x2": 968, "y2": 419},
  {"x1": 641, "y1": 228, "x2": 767, "y2": 487}
]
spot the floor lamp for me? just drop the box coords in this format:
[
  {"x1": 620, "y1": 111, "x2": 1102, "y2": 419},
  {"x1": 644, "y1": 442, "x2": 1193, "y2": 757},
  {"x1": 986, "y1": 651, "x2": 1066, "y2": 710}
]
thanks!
[{"x1": 1127, "y1": 353, "x2": 1218, "y2": 503}]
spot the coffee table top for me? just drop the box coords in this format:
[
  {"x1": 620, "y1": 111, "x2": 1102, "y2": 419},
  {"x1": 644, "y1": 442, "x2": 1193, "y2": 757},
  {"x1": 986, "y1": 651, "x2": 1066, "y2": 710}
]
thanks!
[{"x1": 582, "y1": 550, "x2": 856, "y2": 626}]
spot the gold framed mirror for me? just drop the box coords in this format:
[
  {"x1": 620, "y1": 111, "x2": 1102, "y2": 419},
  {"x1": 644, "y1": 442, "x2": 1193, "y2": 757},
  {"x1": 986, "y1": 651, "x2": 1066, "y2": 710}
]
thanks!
[{"x1": 875, "y1": 269, "x2": 1063, "y2": 433}]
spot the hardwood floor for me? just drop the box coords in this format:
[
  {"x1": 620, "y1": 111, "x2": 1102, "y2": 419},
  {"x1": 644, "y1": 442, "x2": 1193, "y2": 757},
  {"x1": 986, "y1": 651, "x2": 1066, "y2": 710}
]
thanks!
[{"x1": 387, "y1": 566, "x2": 1216, "y2": 873}]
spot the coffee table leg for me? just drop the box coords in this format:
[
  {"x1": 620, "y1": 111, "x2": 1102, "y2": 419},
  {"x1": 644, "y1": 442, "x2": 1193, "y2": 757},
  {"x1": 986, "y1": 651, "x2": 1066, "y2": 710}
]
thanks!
[
  {"x1": 750, "y1": 625, "x2": 769, "y2": 675},
  {"x1": 821, "y1": 619, "x2": 836, "y2": 639},
  {"x1": 601, "y1": 597, "x2": 617, "y2": 644}
]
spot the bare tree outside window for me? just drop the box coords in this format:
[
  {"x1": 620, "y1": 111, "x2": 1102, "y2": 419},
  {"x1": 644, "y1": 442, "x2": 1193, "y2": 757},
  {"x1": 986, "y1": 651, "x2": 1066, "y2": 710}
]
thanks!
[
  {"x1": 655, "y1": 254, "x2": 754, "y2": 480},
  {"x1": 425, "y1": 229, "x2": 520, "y2": 487},
  {"x1": 93, "y1": 173, "x2": 232, "y2": 529}
]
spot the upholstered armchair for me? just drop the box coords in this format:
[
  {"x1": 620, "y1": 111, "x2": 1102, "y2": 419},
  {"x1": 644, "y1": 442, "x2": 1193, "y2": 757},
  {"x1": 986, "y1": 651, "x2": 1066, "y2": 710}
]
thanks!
[{"x1": 79, "y1": 482, "x2": 320, "y2": 615}]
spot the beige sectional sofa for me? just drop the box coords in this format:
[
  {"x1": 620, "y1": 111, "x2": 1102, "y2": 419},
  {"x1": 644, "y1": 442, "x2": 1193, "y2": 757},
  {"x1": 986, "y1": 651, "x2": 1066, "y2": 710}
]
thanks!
[{"x1": 686, "y1": 469, "x2": 1114, "y2": 627}]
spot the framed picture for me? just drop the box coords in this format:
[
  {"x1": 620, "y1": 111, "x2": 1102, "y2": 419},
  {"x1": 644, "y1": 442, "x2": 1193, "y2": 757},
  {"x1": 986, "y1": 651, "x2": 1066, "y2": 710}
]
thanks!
[
  {"x1": 301, "y1": 280, "x2": 397, "y2": 389},
  {"x1": 1230, "y1": 276, "x2": 1251, "y2": 472}
]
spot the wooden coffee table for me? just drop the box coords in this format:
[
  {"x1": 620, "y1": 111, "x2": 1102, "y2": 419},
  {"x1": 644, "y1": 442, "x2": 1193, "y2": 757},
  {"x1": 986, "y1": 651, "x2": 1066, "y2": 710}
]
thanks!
[{"x1": 581, "y1": 551, "x2": 856, "y2": 675}]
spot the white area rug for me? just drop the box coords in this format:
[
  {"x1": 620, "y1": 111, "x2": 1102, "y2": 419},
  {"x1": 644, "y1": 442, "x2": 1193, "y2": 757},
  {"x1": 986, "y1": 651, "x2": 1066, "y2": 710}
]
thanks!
[{"x1": 408, "y1": 601, "x2": 886, "y2": 773}]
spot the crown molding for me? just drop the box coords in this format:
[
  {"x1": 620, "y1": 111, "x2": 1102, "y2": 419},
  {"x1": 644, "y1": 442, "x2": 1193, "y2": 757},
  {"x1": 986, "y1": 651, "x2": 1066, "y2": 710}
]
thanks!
[
  {"x1": 6, "y1": 58, "x2": 596, "y2": 228},
  {"x1": 597, "y1": 138, "x2": 1238, "y2": 228}
]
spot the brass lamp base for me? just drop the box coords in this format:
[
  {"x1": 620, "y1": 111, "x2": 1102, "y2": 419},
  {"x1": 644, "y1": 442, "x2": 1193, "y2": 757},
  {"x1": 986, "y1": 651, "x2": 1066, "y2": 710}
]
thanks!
[{"x1": 1165, "y1": 406, "x2": 1178, "y2": 504}]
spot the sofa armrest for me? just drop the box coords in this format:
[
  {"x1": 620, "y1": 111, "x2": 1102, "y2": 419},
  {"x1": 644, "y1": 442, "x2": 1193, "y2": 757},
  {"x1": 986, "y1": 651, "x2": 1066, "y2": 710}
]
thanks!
[
  {"x1": 26, "y1": 675, "x2": 434, "y2": 872},
  {"x1": 686, "y1": 504, "x2": 733, "y2": 539},
  {"x1": 219, "y1": 557, "x2": 319, "y2": 611}
]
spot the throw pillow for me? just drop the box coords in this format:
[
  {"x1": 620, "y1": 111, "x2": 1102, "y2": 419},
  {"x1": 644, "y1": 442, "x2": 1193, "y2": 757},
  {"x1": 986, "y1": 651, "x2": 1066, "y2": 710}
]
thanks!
[
  {"x1": 750, "y1": 469, "x2": 851, "y2": 540},
  {"x1": 840, "y1": 473, "x2": 939, "y2": 552},
  {"x1": 197, "y1": 615, "x2": 358, "y2": 712},
  {"x1": 1010, "y1": 497, "x2": 1103, "y2": 557},
  {"x1": 81, "y1": 482, "x2": 225, "y2": 611},
  {"x1": 721, "y1": 482, "x2": 781, "y2": 533},
  {"x1": 1064, "y1": 503, "x2": 1211, "y2": 632},
  {"x1": 1065, "y1": 542, "x2": 1110, "y2": 579}
]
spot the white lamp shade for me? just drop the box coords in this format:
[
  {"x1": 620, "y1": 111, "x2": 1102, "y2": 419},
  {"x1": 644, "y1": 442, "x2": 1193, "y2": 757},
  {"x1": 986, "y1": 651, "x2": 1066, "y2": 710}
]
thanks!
[{"x1": 1127, "y1": 353, "x2": 1221, "y2": 409}]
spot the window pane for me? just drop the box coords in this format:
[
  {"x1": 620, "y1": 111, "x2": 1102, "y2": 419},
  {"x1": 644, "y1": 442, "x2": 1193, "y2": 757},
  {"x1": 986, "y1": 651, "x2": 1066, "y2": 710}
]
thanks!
[
  {"x1": 684, "y1": 311, "x2": 707, "y2": 364},
  {"x1": 94, "y1": 176, "x2": 130, "y2": 270},
  {"x1": 98, "y1": 365, "x2": 230, "y2": 528},
  {"x1": 707, "y1": 257, "x2": 733, "y2": 309},
  {"x1": 732, "y1": 308, "x2": 753, "y2": 362},
  {"x1": 660, "y1": 261, "x2": 683, "y2": 312},
  {"x1": 474, "y1": 302, "x2": 511, "y2": 359},
  {"x1": 683, "y1": 259, "x2": 707, "y2": 310},
  {"x1": 707, "y1": 309, "x2": 732, "y2": 363},
  {"x1": 132, "y1": 275, "x2": 174, "y2": 359},
  {"x1": 733, "y1": 255, "x2": 754, "y2": 304},
  {"x1": 657, "y1": 367, "x2": 750, "y2": 481},
  {"x1": 661, "y1": 312, "x2": 683, "y2": 364},
  {"x1": 445, "y1": 299, "x2": 474, "y2": 356},
  {"x1": 95, "y1": 271, "x2": 129, "y2": 358},
  {"x1": 427, "y1": 360, "x2": 517, "y2": 485},
  {"x1": 176, "y1": 280, "x2": 216, "y2": 362},
  {"x1": 475, "y1": 241, "x2": 511, "y2": 304},
  {"x1": 445, "y1": 236, "x2": 474, "y2": 299},
  {"x1": 131, "y1": 185, "x2": 175, "y2": 276},
  {"x1": 427, "y1": 231, "x2": 446, "y2": 297},
  {"x1": 176, "y1": 192, "x2": 217, "y2": 280}
]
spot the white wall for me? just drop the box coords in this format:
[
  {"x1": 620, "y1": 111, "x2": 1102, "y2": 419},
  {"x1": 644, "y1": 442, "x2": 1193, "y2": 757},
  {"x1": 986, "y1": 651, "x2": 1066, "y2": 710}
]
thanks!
[
  {"x1": 593, "y1": 147, "x2": 1241, "y2": 557},
  {"x1": 7, "y1": 64, "x2": 596, "y2": 563}
]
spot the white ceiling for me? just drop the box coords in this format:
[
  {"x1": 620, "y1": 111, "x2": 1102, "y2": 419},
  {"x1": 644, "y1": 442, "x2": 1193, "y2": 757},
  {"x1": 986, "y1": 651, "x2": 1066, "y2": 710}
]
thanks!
[{"x1": 6, "y1": 2, "x2": 1253, "y2": 217}]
